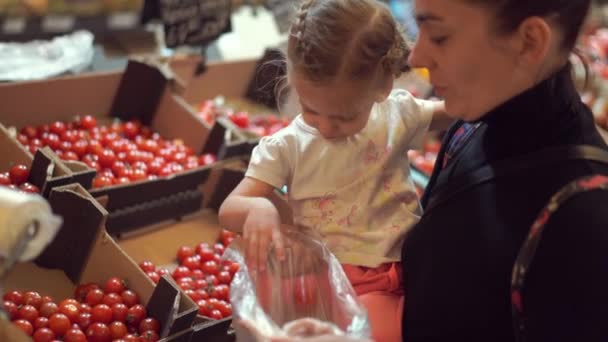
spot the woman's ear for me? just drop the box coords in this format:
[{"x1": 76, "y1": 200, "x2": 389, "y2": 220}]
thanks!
[{"x1": 514, "y1": 16, "x2": 554, "y2": 67}]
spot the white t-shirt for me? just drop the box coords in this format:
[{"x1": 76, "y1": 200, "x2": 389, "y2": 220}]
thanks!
[{"x1": 246, "y1": 89, "x2": 435, "y2": 267}]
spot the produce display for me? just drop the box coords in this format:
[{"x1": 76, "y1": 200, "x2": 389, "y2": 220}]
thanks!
[
  {"x1": 3, "y1": 277, "x2": 160, "y2": 342},
  {"x1": 196, "y1": 100, "x2": 290, "y2": 137},
  {"x1": 16, "y1": 116, "x2": 217, "y2": 189},
  {"x1": 408, "y1": 138, "x2": 441, "y2": 176},
  {"x1": 138, "y1": 229, "x2": 237, "y2": 320},
  {"x1": 0, "y1": 164, "x2": 40, "y2": 194},
  {"x1": 577, "y1": 27, "x2": 608, "y2": 131}
]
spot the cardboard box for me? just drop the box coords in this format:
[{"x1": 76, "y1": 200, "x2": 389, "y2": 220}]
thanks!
[
  {"x1": 0, "y1": 60, "x2": 217, "y2": 235},
  {"x1": 4, "y1": 183, "x2": 199, "y2": 339},
  {"x1": 0, "y1": 124, "x2": 95, "y2": 197}
]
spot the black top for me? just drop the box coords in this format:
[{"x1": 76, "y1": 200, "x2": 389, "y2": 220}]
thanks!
[{"x1": 402, "y1": 65, "x2": 608, "y2": 342}]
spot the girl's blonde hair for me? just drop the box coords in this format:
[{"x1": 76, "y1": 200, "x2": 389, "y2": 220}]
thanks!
[{"x1": 287, "y1": 0, "x2": 411, "y2": 84}]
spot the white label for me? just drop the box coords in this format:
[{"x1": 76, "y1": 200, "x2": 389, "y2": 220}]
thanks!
[
  {"x1": 108, "y1": 12, "x2": 138, "y2": 29},
  {"x1": 42, "y1": 15, "x2": 75, "y2": 32},
  {"x1": 2, "y1": 17, "x2": 26, "y2": 34}
]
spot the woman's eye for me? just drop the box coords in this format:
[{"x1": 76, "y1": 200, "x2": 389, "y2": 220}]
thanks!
[{"x1": 431, "y1": 36, "x2": 448, "y2": 45}]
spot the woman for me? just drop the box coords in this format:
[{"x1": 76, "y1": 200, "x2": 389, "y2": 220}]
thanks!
[{"x1": 241, "y1": 0, "x2": 608, "y2": 341}]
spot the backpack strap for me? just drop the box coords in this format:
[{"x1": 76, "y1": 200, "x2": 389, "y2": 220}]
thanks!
[{"x1": 510, "y1": 175, "x2": 608, "y2": 342}]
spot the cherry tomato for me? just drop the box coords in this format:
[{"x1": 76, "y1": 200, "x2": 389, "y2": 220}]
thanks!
[
  {"x1": 217, "y1": 271, "x2": 232, "y2": 285},
  {"x1": 112, "y1": 303, "x2": 129, "y2": 323},
  {"x1": 40, "y1": 296, "x2": 54, "y2": 305},
  {"x1": 146, "y1": 271, "x2": 160, "y2": 284},
  {"x1": 39, "y1": 302, "x2": 59, "y2": 318},
  {"x1": 109, "y1": 321, "x2": 128, "y2": 339},
  {"x1": 198, "y1": 153, "x2": 217, "y2": 166},
  {"x1": 140, "y1": 330, "x2": 160, "y2": 342},
  {"x1": 21, "y1": 126, "x2": 38, "y2": 139},
  {"x1": 80, "y1": 116, "x2": 97, "y2": 130},
  {"x1": 86, "y1": 289, "x2": 105, "y2": 306},
  {"x1": 213, "y1": 243, "x2": 226, "y2": 256},
  {"x1": 98, "y1": 149, "x2": 117, "y2": 169},
  {"x1": 49, "y1": 313, "x2": 70, "y2": 336},
  {"x1": 93, "y1": 176, "x2": 113, "y2": 188},
  {"x1": 120, "y1": 290, "x2": 139, "y2": 308},
  {"x1": 123, "y1": 122, "x2": 140, "y2": 139},
  {"x1": 91, "y1": 304, "x2": 113, "y2": 324},
  {"x1": 182, "y1": 255, "x2": 201, "y2": 270},
  {"x1": 195, "y1": 289, "x2": 209, "y2": 300},
  {"x1": 86, "y1": 322, "x2": 111, "y2": 342},
  {"x1": 79, "y1": 303, "x2": 92, "y2": 314},
  {"x1": 59, "y1": 302, "x2": 80, "y2": 323},
  {"x1": 0, "y1": 172, "x2": 11, "y2": 186},
  {"x1": 4, "y1": 290, "x2": 24, "y2": 305},
  {"x1": 33, "y1": 327, "x2": 55, "y2": 342},
  {"x1": 197, "y1": 246, "x2": 215, "y2": 262},
  {"x1": 23, "y1": 291, "x2": 42, "y2": 310},
  {"x1": 50, "y1": 121, "x2": 67, "y2": 135},
  {"x1": 102, "y1": 293, "x2": 122, "y2": 307},
  {"x1": 18, "y1": 304, "x2": 39, "y2": 323},
  {"x1": 34, "y1": 316, "x2": 49, "y2": 330},
  {"x1": 172, "y1": 266, "x2": 191, "y2": 279},
  {"x1": 201, "y1": 261, "x2": 219, "y2": 276},
  {"x1": 156, "y1": 268, "x2": 170, "y2": 277},
  {"x1": 63, "y1": 151, "x2": 80, "y2": 161},
  {"x1": 87, "y1": 140, "x2": 104, "y2": 155},
  {"x1": 9, "y1": 164, "x2": 30, "y2": 185},
  {"x1": 191, "y1": 269, "x2": 204, "y2": 280},
  {"x1": 138, "y1": 261, "x2": 155, "y2": 273},
  {"x1": 64, "y1": 327, "x2": 87, "y2": 342},
  {"x1": 138, "y1": 317, "x2": 160, "y2": 334},
  {"x1": 178, "y1": 278, "x2": 195, "y2": 291},
  {"x1": 209, "y1": 309, "x2": 223, "y2": 320},
  {"x1": 129, "y1": 168, "x2": 147, "y2": 182},
  {"x1": 126, "y1": 305, "x2": 146, "y2": 327},
  {"x1": 76, "y1": 312, "x2": 91, "y2": 330},
  {"x1": 13, "y1": 319, "x2": 34, "y2": 336},
  {"x1": 219, "y1": 229, "x2": 236, "y2": 247},
  {"x1": 72, "y1": 140, "x2": 88, "y2": 157},
  {"x1": 3, "y1": 300, "x2": 18, "y2": 320},
  {"x1": 74, "y1": 283, "x2": 99, "y2": 302},
  {"x1": 229, "y1": 112, "x2": 250, "y2": 129},
  {"x1": 177, "y1": 246, "x2": 195, "y2": 262},
  {"x1": 228, "y1": 262, "x2": 240, "y2": 275},
  {"x1": 123, "y1": 334, "x2": 140, "y2": 342},
  {"x1": 215, "y1": 300, "x2": 232, "y2": 318},
  {"x1": 214, "y1": 285, "x2": 230, "y2": 301},
  {"x1": 205, "y1": 275, "x2": 219, "y2": 286}
]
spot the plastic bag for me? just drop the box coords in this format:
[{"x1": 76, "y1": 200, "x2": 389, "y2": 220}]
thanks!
[
  {"x1": 0, "y1": 30, "x2": 94, "y2": 82},
  {"x1": 222, "y1": 228, "x2": 370, "y2": 339}
]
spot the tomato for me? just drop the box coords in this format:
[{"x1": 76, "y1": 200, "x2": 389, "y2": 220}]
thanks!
[
  {"x1": 49, "y1": 121, "x2": 67, "y2": 136},
  {"x1": 126, "y1": 305, "x2": 146, "y2": 327},
  {"x1": 205, "y1": 275, "x2": 219, "y2": 286},
  {"x1": 213, "y1": 285, "x2": 230, "y2": 301},
  {"x1": 23, "y1": 291, "x2": 43, "y2": 309},
  {"x1": 72, "y1": 140, "x2": 88, "y2": 157},
  {"x1": 219, "y1": 229, "x2": 236, "y2": 246},
  {"x1": 129, "y1": 168, "x2": 147, "y2": 182},
  {"x1": 22, "y1": 126, "x2": 38, "y2": 139},
  {"x1": 80, "y1": 115, "x2": 97, "y2": 130},
  {"x1": 76, "y1": 312, "x2": 91, "y2": 330},
  {"x1": 177, "y1": 246, "x2": 195, "y2": 262},
  {"x1": 3, "y1": 300, "x2": 18, "y2": 320},
  {"x1": 191, "y1": 269, "x2": 204, "y2": 280},
  {"x1": 4, "y1": 290, "x2": 24, "y2": 305},
  {"x1": 0, "y1": 172, "x2": 11, "y2": 185},
  {"x1": 178, "y1": 278, "x2": 195, "y2": 291},
  {"x1": 64, "y1": 327, "x2": 87, "y2": 342},
  {"x1": 87, "y1": 140, "x2": 104, "y2": 155},
  {"x1": 33, "y1": 327, "x2": 55, "y2": 342},
  {"x1": 44, "y1": 133, "x2": 62, "y2": 150},
  {"x1": 40, "y1": 296, "x2": 53, "y2": 305},
  {"x1": 59, "y1": 302, "x2": 80, "y2": 323},
  {"x1": 146, "y1": 159, "x2": 165, "y2": 175},
  {"x1": 75, "y1": 283, "x2": 99, "y2": 302},
  {"x1": 229, "y1": 112, "x2": 250, "y2": 129},
  {"x1": 101, "y1": 293, "x2": 122, "y2": 307},
  {"x1": 201, "y1": 261, "x2": 219, "y2": 276},
  {"x1": 13, "y1": 319, "x2": 34, "y2": 336},
  {"x1": 79, "y1": 303, "x2": 92, "y2": 314},
  {"x1": 196, "y1": 299, "x2": 210, "y2": 316},
  {"x1": 109, "y1": 321, "x2": 128, "y2": 339},
  {"x1": 156, "y1": 268, "x2": 170, "y2": 277},
  {"x1": 39, "y1": 302, "x2": 59, "y2": 318},
  {"x1": 9, "y1": 164, "x2": 30, "y2": 185},
  {"x1": 215, "y1": 300, "x2": 232, "y2": 318},
  {"x1": 195, "y1": 279, "x2": 208, "y2": 290},
  {"x1": 112, "y1": 303, "x2": 129, "y2": 322},
  {"x1": 113, "y1": 176, "x2": 131, "y2": 185},
  {"x1": 34, "y1": 317, "x2": 49, "y2": 329},
  {"x1": 197, "y1": 246, "x2": 215, "y2": 262},
  {"x1": 82, "y1": 155, "x2": 100, "y2": 171},
  {"x1": 49, "y1": 313, "x2": 70, "y2": 336},
  {"x1": 196, "y1": 289, "x2": 210, "y2": 301},
  {"x1": 86, "y1": 289, "x2": 105, "y2": 306},
  {"x1": 140, "y1": 330, "x2": 160, "y2": 342},
  {"x1": 217, "y1": 271, "x2": 232, "y2": 285},
  {"x1": 138, "y1": 317, "x2": 160, "y2": 334},
  {"x1": 123, "y1": 122, "x2": 140, "y2": 139},
  {"x1": 123, "y1": 334, "x2": 140, "y2": 342},
  {"x1": 93, "y1": 176, "x2": 113, "y2": 188},
  {"x1": 228, "y1": 262, "x2": 240, "y2": 275},
  {"x1": 91, "y1": 304, "x2": 113, "y2": 324},
  {"x1": 86, "y1": 322, "x2": 111, "y2": 342},
  {"x1": 182, "y1": 255, "x2": 201, "y2": 270},
  {"x1": 146, "y1": 271, "x2": 160, "y2": 284},
  {"x1": 98, "y1": 149, "x2": 117, "y2": 168},
  {"x1": 209, "y1": 309, "x2": 223, "y2": 320},
  {"x1": 213, "y1": 243, "x2": 226, "y2": 256},
  {"x1": 120, "y1": 290, "x2": 139, "y2": 308},
  {"x1": 17, "y1": 304, "x2": 39, "y2": 322},
  {"x1": 172, "y1": 266, "x2": 191, "y2": 279},
  {"x1": 19, "y1": 182, "x2": 40, "y2": 193}
]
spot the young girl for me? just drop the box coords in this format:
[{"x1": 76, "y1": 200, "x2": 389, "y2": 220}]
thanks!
[{"x1": 219, "y1": 1, "x2": 448, "y2": 341}]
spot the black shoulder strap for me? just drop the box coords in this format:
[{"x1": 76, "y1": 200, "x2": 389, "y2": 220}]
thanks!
[{"x1": 426, "y1": 145, "x2": 608, "y2": 212}]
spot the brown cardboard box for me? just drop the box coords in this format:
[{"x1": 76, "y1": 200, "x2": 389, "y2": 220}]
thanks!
[
  {"x1": 0, "y1": 60, "x2": 218, "y2": 235},
  {"x1": 3, "y1": 183, "x2": 199, "y2": 339}
]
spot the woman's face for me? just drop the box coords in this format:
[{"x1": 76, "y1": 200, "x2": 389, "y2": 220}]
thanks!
[{"x1": 409, "y1": 0, "x2": 533, "y2": 121}]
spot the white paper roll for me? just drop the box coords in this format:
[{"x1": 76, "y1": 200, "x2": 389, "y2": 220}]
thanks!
[{"x1": 0, "y1": 187, "x2": 62, "y2": 262}]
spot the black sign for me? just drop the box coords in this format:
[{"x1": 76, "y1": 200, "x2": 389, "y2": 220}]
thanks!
[{"x1": 157, "y1": 0, "x2": 232, "y2": 48}]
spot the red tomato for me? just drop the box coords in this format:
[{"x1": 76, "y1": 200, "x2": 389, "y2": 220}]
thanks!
[
  {"x1": 197, "y1": 246, "x2": 215, "y2": 262},
  {"x1": 49, "y1": 121, "x2": 67, "y2": 135},
  {"x1": 80, "y1": 115, "x2": 97, "y2": 130},
  {"x1": 123, "y1": 334, "x2": 140, "y2": 342},
  {"x1": 213, "y1": 285, "x2": 230, "y2": 301},
  {"x1": 39, "y1": 302, "x2": 59, "y2": 318},
  {"x1": 9, "y1": 164, "x2": 30, "y2": 185},
  {"x1": 102, "y1": 293, "x2": 123, "y2": 306},
  {"x1": 217, "y1": 271, "x2": 232, "y2": 285},
  {"x1": 23, "y1": 292, "x2": 42, "y2": 310},
  {"x1": 109, "y1": 321, "x2": 128, "y2": 339},
  {"x1": 34, "y1": 317, "x2": 49, "y2": 329},
  {"x1": 43, "y1": 133, "x2": 62, "y2": 150},
  {"x1": 20, "y1": 182, "x2": 40, "y2": 193},
  {"x1": 213, "y1": 243, "x2": 226, "y2": 255},
  {"x1": 129, "y1": 168, "x2": 147, "y2": 182},
  {"x1": 93, "y1": 176, "x2": 113, "y2": 189},
  {"x1": 111, "y1": 303, "x2": 129, "y2": 323},
  {"x1": 86, "y1": 322, "x2": 111, "y2": 342},
  {"x1": 219, "y1": 229, "x2": 236, "y2": 246},
  {"x1": 72, "y1": 140, "x2": 88, "y2": 157},
  {"x1": 18, "y1": 304, "x2": 39, "y2": 322},
  {"x1": 191, "y1": 269, "x2": 204, "y2": 280},
  {"x1": 228, "y1": 262, "x2": 240, "y2": 275},
  {"x1": 229, "y1": 112, "x2": 250, "y2": 128},
  {"x1": 87, "y1": 140, "x2": 104, "y2": 155},
  {"x1": 3, "y1": 300, "x2": 18, "y2": 320},
  {"x1": 0, "y1": 172, "x2": 11, "y2": 185},
  {"x1": 182, "y1": 255, "x2": 201, "y2": 270},
  {"x1": 4, "y1": 290, "x2": 24, "y2": 305},
  {"x1": 156, "y1": 268, "x2": 170, "y2": 277},
  {"x1": 195, "y1": 279, "x2": 208, "y2": 290},
  {"x1": 198, "y1": 153, "x2": 217, "y2": 166},
  {"x1": 49, "y1": 313, "x2": 70, "y2": 336},
  {"x1": 195, "y1": 289, "x2": 209, "y2": 300},
  {"x1": 33, "y1": 327, "x2": 55, "y2": 342},
  {"x1": 76, "y1": 312, "x2": 91, "y2": 330},
  {"x1": 172, "y1": 266, "x2": 191, "y2": 279},
  {"x1": 178, "y1": 278, "x2": 195, "y2": 291},
  {"x1": 138, "y1": 317, "x2": 160, "y2": 334},
  {"x1": 59, "y1": 303, "x2": 80, "y2": 323},
  {"x1": 215, "y1": 300, "x2": 232, "y2": 318},
  {"x1": 140, "y1": 330, "x2": 160, "y2": 342},
  {"x1": 21, "y1": 126, "x2": 38, "y2": 139},
  {"x1": 64, "y1": 327, "x2": 87, "y2": 342},
  {"x1": 98, "y1": 149, "x2": 117, "y2": 169},
  {"x1": 85, "y1": 289, "x2": 105, "y2": 306},
  {"x1": 13, "y1": 319, "x2": 34, "y2": 336},
  {"x1": 123, "y1": 122, "x2": 140, "y2": 139},
  {"x1": 146, "y1": 271, "x2": 160, "y2": 284},
  {"x1": 177, "y1": 246, "x2": 195, "y2": 262},
  {"x1": 74, "y1": 283, "x2": 99, "y2": 302},
  {"x1": 120, "y1": 290, "x2": 139, "y2": 308},
  {"x1": 79, "y1": 304, "x2": 91, "y2": 314},
  {"x1": 197, "y1": 299, "x2": 210, "y2": 316},
  {"x1": 209, "y1": 309, "x2": 223, "y2": 320},
  {"x1": 205, "y1": 275, "x2": 219, "y2": 286},
  {"x1": 126, "y1": 305, "x2": 146, "y2": 327},
  {"x1": 201, "y1": 261, "x2": 219, "y2": 275},
  {"x1": 91, "y1": 304, "x2": 113, "y2": 324}
]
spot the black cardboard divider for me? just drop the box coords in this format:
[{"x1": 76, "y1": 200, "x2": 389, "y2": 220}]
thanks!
[
  {"x1": 203, "y1": 117, "x2": 258, "y2": 161},
  {"x1": 207, "y1": 168, "x2": 246, "y2": 212},
  {"x1": 30, "y1": 148, "x2": 96, "y2": 198},
  {"x1": 190, "y1": 317, "x2": 235, "y2": 342},
  {"x1": 106, "y1": 190, "x2": 203, "y2": 236}
]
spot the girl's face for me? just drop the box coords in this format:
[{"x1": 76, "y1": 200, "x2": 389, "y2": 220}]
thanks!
[
  {"x1": 291, "y1": 71, "x2": 384, "y2": 140},
  {"x1": 408, "y1": 0, "x2": 546, "y2": 121}
]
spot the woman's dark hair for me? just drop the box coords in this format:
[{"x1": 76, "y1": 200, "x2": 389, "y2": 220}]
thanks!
[{"x1": 468, "y1": 0, "x2": 592, "y2": 51}]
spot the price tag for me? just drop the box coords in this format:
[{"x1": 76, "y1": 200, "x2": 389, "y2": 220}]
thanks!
[
  {"x1": 2, "y1": 17, "x2": 26, "y2": 34},
  {"x1": 108, "y1": 12, "x2": 138, "y2": 29},
  {"x1": 42, "y1": 15, "x2": 75, "y2": 32},
  {"x1": 160, "y1": 0, "x2": 231, "y2": 47}
]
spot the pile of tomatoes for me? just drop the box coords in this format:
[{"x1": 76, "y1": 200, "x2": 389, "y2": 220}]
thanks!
[
  {"x1": 16, "y1": 116, "x2": 218, "y2": 189},
  {"x1": 409, "y1": 138, "x2": 441, "y2": 176},
  {"x1": 197, "y1": 101, "x2": 290, "y2": 137},
  {"x1": 0, "y1": 164, "x2": 40, "y2": 193},
  {"x1": 138, "y1": 229, "x2": 237, "y2": 320},
  {"x1": 3, "y1": 277, "x2": 160, "y2": 342}
]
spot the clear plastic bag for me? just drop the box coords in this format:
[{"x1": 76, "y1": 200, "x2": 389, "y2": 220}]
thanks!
[{"x1": 222, "y1": 228, "x2": 370, "y2": 339}]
